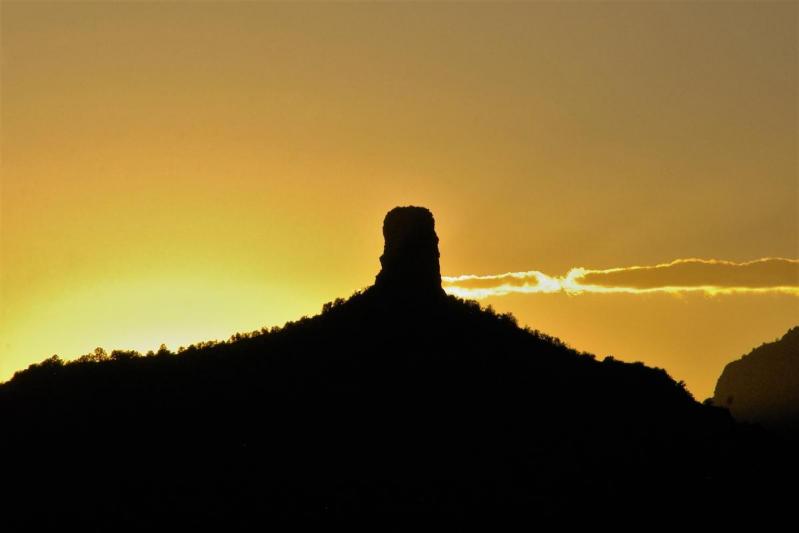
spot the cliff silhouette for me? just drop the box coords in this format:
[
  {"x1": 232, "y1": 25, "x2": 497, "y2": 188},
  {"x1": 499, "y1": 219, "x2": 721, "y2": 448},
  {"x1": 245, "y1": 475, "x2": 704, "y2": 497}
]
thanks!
[
  {"x1": 714, "y1": 326, "x2": 799, "y2": 434},
  {"x1": 0, "y1": 207, "x2": 794, "y2": 527},
  {"x1": 374, "y1": 206, "x2": 445, "y2": 299}
]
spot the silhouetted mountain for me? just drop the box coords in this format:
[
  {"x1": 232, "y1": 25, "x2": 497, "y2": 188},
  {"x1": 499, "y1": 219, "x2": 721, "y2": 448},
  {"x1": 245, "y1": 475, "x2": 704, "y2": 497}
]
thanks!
[
  {"x1": 0, "y1": 207, "x2": 794, "y2": 527},
  {"x1": 714, "y1": 326, "x2": 799, "y2": 433}
]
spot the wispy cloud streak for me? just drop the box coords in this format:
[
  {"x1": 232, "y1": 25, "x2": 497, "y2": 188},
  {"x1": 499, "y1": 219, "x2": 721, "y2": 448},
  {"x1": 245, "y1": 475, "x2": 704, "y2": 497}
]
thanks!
[{"x1": 442, "y1": 258, "x2": 799, "y2": 299}]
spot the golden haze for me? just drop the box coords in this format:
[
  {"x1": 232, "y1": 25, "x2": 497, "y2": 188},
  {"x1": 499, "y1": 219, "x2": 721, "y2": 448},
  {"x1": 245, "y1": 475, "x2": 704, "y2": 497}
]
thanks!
[{"x1": 1, "y1": 2, "x2": 797, "y2": 399}]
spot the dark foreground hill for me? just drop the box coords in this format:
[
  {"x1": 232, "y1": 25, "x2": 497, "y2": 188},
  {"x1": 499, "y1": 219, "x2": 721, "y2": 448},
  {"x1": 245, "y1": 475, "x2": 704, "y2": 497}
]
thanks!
[
  {"x1": 0, "y1": 207, "x2": 794, "y2": 527},
  {"x1": 714, "y1": 326, "x2": 799, "y2": 434}
]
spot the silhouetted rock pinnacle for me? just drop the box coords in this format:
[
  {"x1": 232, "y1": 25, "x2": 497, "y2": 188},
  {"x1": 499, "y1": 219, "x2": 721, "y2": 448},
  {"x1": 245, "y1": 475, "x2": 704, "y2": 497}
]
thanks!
[{"x1": 374, "y1": 206, "x2": 445, "y2": 298}]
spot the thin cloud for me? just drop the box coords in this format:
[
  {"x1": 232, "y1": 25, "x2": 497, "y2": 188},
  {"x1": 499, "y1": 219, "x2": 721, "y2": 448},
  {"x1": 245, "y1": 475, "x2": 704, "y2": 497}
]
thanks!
[{"x1": 442, "y1": 258, "x2": 799, "y2": 299}]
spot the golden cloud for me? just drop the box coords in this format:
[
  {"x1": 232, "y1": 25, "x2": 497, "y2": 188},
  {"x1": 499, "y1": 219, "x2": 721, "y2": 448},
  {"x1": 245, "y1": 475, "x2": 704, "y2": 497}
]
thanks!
[{"x1": 442, "y1": 258, "x2": 799, "y2": 299}]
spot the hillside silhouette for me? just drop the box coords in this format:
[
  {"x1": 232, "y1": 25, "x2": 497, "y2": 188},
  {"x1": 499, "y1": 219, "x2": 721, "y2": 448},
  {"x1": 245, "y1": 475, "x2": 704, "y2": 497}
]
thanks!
[
  {"x1": 714, "y1": 326, "x2": 799, "y2": 434},
  {"x1": 0, "y1": 207, "x2": 794, "y2": 527}
]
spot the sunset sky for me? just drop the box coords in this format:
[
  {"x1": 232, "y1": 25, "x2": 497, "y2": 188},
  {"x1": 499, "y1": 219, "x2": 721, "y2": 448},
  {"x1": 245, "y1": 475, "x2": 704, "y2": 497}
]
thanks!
[{"x1": 2, "y1": 1, "x2": 797, "y2": 399}]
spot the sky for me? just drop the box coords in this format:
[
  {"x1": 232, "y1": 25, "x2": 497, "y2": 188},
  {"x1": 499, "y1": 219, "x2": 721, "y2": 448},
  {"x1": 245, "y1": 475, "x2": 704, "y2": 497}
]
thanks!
[{"x1": 1, "y1": 1, "x2": 797, "y2": 399}]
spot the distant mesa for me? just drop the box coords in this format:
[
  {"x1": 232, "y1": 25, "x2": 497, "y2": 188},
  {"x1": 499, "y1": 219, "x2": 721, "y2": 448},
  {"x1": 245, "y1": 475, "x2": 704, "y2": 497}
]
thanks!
[
  {"x1": 374, "y1": 206, "x2": 445, "y2": 299},
  {"x1": 713, "y1": 326, "x2": 799, "y2": 433}
]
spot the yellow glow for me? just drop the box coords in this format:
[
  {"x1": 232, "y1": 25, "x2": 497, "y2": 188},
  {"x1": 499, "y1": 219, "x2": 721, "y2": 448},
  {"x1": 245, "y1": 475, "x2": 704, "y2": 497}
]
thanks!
[
  {"x1": 5, "y1": 275, "x2": 321, "y2": 367},
  {"x1": 2, "y1": 2, "x2": 797, "y2": 400}
]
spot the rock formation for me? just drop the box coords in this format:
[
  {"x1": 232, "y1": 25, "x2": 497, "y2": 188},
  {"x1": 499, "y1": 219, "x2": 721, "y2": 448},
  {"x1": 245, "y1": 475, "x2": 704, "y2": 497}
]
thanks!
[
  {"x1": 713, "y1": 326, "x2": 799, "y2": 433},
  {"x1": 1, "y1": 206, "x2": 791, "y2": 526},
  {"x1": 374, "y1": 206, "x2": 445, "y2": 299}
]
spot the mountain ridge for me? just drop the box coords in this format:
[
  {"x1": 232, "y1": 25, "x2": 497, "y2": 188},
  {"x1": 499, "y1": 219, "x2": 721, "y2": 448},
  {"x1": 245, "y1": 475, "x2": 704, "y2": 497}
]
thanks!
[{"x1": 0, "y1": 207, "x2": 792, "y2": 526}]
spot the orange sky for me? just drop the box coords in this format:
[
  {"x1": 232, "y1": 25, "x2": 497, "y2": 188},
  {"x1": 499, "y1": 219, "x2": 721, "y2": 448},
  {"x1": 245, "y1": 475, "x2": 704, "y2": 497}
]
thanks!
[{"x1": 1, "y1": 2, "x2": 797, "y2": 399}]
